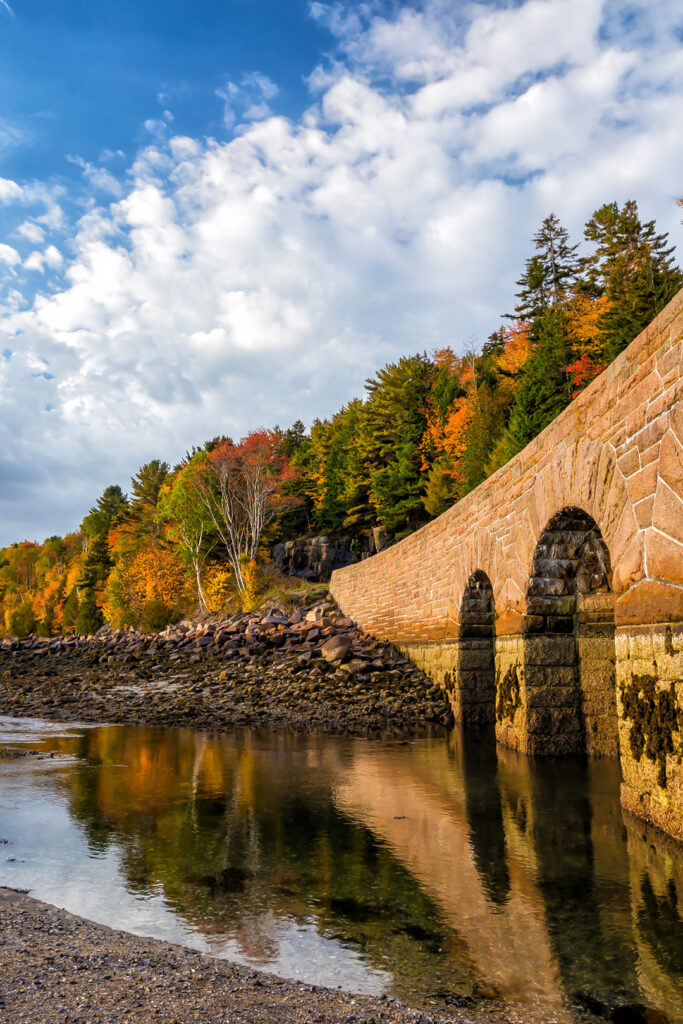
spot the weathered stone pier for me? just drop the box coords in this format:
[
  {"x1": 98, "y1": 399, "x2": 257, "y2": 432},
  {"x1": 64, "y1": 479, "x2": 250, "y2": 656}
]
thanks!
[{"x1": 331, "y1": 288, "x2": 683, "y2": 841}]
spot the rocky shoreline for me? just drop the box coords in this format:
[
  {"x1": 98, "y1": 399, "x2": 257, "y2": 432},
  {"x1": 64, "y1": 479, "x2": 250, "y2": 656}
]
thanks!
[
  {"x1": 0, "y1": 887, "x2": 496, "y2": 1024},
  {"x1": 0, "y1": 595, "x2": 452, "y2": 736}
]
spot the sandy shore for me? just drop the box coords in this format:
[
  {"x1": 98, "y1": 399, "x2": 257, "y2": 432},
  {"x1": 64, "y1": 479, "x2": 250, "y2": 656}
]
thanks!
[{"x1": 0, "y1": 887, "x2": 488, "y2": 1024}]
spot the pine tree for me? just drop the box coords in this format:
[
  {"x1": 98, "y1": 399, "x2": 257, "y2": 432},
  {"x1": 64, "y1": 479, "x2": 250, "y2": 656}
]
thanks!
[
  {"x1": 81, "y1": 485, "x2": 128, "y2": 539},
  {"x1": 514, "y1": 214, "x2": 579, "y2": 320},
  {"x1": 360, "y1": 355, "x2": 434, "y2": 538},
  {"x1": 78, "y1": 533, "x2": 113, "y2": 589},
  {"x1": 489, "y1": 309, "x2": 572, "y2": 468},
  {"x1": 127, "y1": 460, "x2": 169, "y2": 538},
  {"x1": 582, "y1": 200, "x2": 683, "y2": 359},
  {"x1": 76, "y1": 587, "x2": 103, "y2": 635}
]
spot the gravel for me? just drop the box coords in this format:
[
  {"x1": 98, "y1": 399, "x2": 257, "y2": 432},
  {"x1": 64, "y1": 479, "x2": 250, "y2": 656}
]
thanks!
[{"x1": 0, "y1": 887, "x2": 479, "y2": 1024}]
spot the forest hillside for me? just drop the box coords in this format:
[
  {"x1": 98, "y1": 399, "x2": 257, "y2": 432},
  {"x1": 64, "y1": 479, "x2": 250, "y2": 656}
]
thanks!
[{"x1": 2, "y1": 199, "x2": 681, "y2": 636}]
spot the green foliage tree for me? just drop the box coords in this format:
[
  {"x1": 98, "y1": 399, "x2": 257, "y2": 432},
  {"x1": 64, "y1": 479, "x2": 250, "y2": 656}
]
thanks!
[
  {"x1": 61, "y1": 588, "x2": 80, "y2": 633},
  {"x1": 360, "y1": 355, "x2": 434, "y2": 538},
  {"x1": 76, "y1": 587, "x2": 103, "y2": 635},
  {"x1": 490, "y1": 309, "x2": 572, "y2": 469},
  {"x1": 79, "y1": 533, "x2": 113, "y2": 589},
  {"x1": 81, "y1": 485, "x2": 128, "y2": 539},
  {"x1": 514, "y1": 213, "x2": 579, "y2": 320},
  {"x1": 8, "y1": 600, "x2": 37, "y2": 638},
  {"x1": 156, "y1": 461, "x2": 216, "y2": 614},
  {"x1": 127, "y1": 460, "x2": 170, "y2": 539},
  {"x1": 582, "y1": 200, "x2": 683, "y2": 359}
]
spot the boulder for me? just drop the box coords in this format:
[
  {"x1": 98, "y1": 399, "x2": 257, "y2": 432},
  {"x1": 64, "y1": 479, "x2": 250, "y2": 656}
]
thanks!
[{"x1": 320, "y1": 635, "x2": 352, "y2": 663}]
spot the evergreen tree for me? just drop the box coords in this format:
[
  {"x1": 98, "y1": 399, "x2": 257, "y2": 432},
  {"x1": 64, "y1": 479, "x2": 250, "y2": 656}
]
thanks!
[
  {"x1": 490, "y1": 309, "x2": 572, "y2": 469},
  {"x1": 81, "y1": 485, "x2": 128, "y2": 539},
  {"x1": 76, "y1": 587, "x2": 103, "y2": 635},
  {"x1": 126, "y1": 460, "x2": 170, "y2": 539},
  {"x1": 461, "y1": 381, "x2": 507, "y2": 493},
  {"x1": 514, "y1": 214, "x2": 579, "y2": 320},
  {"x1": 361, "y1": 355, "x2": 434, "y2": 538},
  {"x1": 78, "y1": 532, "x2": 113, "y2": 589},
  {"x1": 279, "y1": 420, "x2": 307, "y2": 459},
  {"x1": 61, "y1": 588, "x2": 80, "y2": 633},
  {"x1": 582, "y1": 200, "x2": 683, "y2": 359}
]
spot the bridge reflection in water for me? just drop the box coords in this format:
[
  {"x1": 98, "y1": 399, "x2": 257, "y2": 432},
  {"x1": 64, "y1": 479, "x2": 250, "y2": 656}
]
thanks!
[
  {"x1": 335, "y1": 726, "x2": 682, "y2": 1023},
  {"x1": 3, "y1": 720, "x2": 682, "y2": 1022}
]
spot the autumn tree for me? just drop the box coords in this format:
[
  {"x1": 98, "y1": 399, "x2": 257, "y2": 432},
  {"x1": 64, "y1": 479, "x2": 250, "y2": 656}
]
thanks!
[
  {"x1": 195, "y1": 430, "x2": 294, "y2": 592},
  {"x1": 156, "y1": 462, "x2": 216, "y2": 614}
]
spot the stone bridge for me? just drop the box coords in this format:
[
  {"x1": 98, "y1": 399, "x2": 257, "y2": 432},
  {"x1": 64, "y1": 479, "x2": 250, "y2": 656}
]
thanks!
[{"x1": 330, "y1": 287, "x2": 683, "y2": 842}]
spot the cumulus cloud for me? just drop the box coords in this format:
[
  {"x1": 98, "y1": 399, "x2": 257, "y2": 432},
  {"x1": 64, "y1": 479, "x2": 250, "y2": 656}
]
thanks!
[
  {"x1": 0, "y1": 177, "x2": 23, "y2": 203},
  {"x1": 0, "y1": 243, "x2": 21, "y2": 267},
  {"x1": 24, "y1": 246, "x2": 63, "y2": 273},
  {"x1": 17, "y1": 221, "x2": 46, "y2": 244},
  {"x1": 0, "y1": 0, "x2": 682, "y2": 542}
]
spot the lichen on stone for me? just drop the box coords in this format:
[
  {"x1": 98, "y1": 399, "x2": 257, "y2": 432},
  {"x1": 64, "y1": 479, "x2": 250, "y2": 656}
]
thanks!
[
  {"x1": 496, "y1": 664, "x2": 520, "y2": 723},
  {"x1": 620, "y1": 674, "x2": 682, "y2": 788}
]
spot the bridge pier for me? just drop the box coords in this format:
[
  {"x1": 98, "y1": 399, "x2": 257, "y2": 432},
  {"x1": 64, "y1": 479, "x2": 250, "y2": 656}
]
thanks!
[{"x1": 617, "y1": 623, "x2": 683, "y2": 841}]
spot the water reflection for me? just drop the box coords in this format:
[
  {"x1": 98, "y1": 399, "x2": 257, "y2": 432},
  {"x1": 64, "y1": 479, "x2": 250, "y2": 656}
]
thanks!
[{"x1": 1, "y1": 717, "x2": 682, "y2": 1022}]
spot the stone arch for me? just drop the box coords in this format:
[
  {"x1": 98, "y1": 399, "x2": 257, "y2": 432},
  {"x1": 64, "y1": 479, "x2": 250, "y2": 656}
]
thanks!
[
  {"x1": 522, "y1": 506, "x2": 618, "y2": 757},
  {"x1": 456, "y1": 569, "x2": 496, "y2": 725}
]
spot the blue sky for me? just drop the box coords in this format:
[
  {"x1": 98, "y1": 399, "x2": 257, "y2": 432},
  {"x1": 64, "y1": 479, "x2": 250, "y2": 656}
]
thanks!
[
  {"x1": 1, "y1": 0, "x2": 682, "y2": 543},
  {"x1": 1, "y1": 1, "x2": 322, "y2": 181}
]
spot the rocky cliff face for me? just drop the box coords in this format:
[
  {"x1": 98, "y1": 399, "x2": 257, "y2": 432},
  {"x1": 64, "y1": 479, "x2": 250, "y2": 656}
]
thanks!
[{"x1": 271, "y1": 535, "x2": 371, "y2": 581}]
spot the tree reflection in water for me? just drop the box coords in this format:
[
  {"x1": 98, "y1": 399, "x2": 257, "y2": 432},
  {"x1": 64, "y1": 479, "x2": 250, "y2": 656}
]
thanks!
[{"x1": 9, "y1": 721, "x2": 683, "y2": 1022}]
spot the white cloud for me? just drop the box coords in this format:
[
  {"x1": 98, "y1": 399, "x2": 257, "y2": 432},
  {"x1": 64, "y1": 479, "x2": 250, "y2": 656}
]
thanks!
[
  {"x1": 0, "y1": 243, "x2": 21, "y2": 267},
  {"x1": 0, "y1": 176, "x2": 23, "y2": 202},
  {"x1": 68, "y1": 156, "x2": 124, "y2": 197},
  {"x1": 24, "y1": 246, "x2": 63, "y2": 273},
  {"x1": 216, "y1": 72, "x2": 279, "y2": 129},
  {"x1": 0, "y1": 0, "x2": 682, "y2": 542},
  {"x1": 17, "y1": 221, "x2": 46, "y2": 244}
]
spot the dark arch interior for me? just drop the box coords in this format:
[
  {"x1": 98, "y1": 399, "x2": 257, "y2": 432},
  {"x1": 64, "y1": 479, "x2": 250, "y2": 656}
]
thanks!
[
  {"x1": 524, "y1": 506, "x2": 617, "y2": 757},
  {"x1": 526, "y1": 506, "x2": 612, "y2": 635},
  {"x1": 458, "y1": 569, "x2": 496, "y2": 725}
]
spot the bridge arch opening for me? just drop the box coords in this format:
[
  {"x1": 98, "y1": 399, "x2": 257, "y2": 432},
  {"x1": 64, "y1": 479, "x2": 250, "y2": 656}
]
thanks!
[
  {"x1": 523, "y1": 506, "x2": 618, "y2": 757},
  {"x1": 457, "y1": 569, "x2": 496, "y2": 725}
]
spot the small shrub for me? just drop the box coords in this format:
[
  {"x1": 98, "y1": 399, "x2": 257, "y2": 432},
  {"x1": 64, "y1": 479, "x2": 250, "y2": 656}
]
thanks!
[
  {"x1": 139, "y1": 598, "x2": 177, "y2": 633},
  {"x1": 8, "y1": 601, "x2": 37, "y2": 639}
]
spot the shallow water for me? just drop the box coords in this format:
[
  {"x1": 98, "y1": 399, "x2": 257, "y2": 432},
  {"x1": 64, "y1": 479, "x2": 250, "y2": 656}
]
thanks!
[{"x1": 1, "y1": 715, "x2": 682, "y2": 1022}]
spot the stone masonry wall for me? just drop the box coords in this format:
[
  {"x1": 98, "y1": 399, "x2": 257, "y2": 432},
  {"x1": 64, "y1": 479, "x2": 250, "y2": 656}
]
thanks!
[{"x1": 330, "y1": 287, "x2": 683, "y2": 840}]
